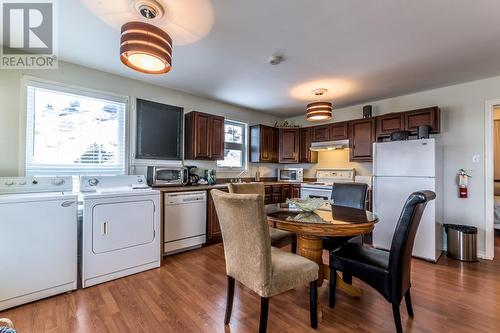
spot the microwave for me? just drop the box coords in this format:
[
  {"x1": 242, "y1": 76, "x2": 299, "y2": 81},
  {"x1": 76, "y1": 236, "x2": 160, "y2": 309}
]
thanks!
[
  {"x1": 147, "y1": 166, "x2": 188, "y2": 186},
  {"x1": 277, "y1": 168, "x2": 303, "y2": 183}
]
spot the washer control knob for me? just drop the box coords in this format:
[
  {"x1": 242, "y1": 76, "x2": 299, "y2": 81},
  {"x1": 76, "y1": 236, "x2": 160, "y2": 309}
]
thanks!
[
  {"x1": 137, "y1": 177, "x2": 143, "y2": 183},
  {"x1": 88, "y1": 178, "x2": 99, "y2": 186},
  {"x1": 19, "y1": 181, "x2": 27, "y2": 185},
  {"x1": 5, "y1": 181, "x2": 14, "y2": 186},
  {"x1": 53, "y1": 178, "x2": 65, "y2": 186}
]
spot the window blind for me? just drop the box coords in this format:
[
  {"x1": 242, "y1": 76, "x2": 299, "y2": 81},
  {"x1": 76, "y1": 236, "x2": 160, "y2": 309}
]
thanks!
[{"x1": 25, "y1": 82, "x2": 128, "y2": 176}]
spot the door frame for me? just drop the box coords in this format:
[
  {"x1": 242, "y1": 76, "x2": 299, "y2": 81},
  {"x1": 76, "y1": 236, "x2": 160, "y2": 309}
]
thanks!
[{"x1": 484, "y1": 99, "x2": 500, "y2": 260}]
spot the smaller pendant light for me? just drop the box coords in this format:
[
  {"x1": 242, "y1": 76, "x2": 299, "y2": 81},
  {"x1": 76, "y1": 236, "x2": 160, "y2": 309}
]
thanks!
[
  {"x1": 306, "y1": 88, "x2": 333, "y2": 121},
  {"x1": 120, "y1": 3, "x2": 172, "y2": 74}
]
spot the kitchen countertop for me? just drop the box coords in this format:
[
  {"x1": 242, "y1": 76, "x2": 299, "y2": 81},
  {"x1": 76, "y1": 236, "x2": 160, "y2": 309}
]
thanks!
[{"x1": 155, "y1": 182, "x2": 303, "y2": 193}]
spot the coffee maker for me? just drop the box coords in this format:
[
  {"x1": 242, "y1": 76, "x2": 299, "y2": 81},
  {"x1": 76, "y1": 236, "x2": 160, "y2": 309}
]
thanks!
[{"x1": 185, "y1": 166, "x2": 200, "y2": 185}]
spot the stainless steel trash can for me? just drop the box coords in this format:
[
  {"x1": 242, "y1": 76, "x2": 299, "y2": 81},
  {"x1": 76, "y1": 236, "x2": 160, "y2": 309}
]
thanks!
[{"x1": 444, "y1": 224, "x2": 478, "y2": 261}]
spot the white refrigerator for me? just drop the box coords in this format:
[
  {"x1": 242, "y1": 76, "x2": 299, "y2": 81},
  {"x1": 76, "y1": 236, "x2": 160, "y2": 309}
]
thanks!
[{"x1": 372, "y1": 138, "x2": 442, "y2": 262}]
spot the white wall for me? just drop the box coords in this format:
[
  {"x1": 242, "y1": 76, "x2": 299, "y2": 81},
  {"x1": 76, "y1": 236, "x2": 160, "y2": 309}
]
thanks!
[
  {"x1": 0, "y1": 61, "x2": 282, "y2": 179},
  {"x1": 287, "y1": 75, "x2": 500, "y2": 258}
]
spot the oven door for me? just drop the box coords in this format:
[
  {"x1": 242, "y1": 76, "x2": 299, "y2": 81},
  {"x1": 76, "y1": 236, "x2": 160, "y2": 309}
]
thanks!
[
  {"x1": 155, "y1": 168, "x2": 185, "y2": 185},
  {"x1": 279, "y1": 169, "x2": 298, "y2": 182},
  {"x1": 300, "y1": 187, "x2": 332, "y2": 200}
]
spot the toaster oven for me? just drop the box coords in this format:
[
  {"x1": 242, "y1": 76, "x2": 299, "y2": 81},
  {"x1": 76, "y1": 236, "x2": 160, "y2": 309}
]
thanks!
[{"x1": 147, "y1": 166, "x2": 188, "y2": 186}]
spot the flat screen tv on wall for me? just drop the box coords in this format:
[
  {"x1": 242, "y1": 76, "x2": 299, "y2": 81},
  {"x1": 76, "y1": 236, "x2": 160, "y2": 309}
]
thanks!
[{"x1": 135, "y1": 98, "x2": 183, "y2": 160}]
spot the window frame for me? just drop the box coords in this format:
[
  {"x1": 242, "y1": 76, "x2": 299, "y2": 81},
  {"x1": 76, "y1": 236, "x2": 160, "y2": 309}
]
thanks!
[
  {"x1": 22, "y1": 78, "x2": 129, "y2": 176},
  {"x1": 216, "y1": 119, "x2": 248, "y2": 171}
]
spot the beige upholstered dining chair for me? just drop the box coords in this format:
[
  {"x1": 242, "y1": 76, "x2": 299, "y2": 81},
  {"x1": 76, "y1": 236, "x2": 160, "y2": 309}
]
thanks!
[
  {"x1": 210, "y1": 189, "x2": 319, "y2": 333},
  {"x1": 228, "y1": 183, "x2": 297, "y2": 253}
]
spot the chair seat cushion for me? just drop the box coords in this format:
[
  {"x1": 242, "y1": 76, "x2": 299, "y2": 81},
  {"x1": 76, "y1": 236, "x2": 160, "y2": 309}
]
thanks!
[
  {"x1": 331, "y1": 242, "x2": 390, "y2": 271},
  {"x1": 330, "y1": 243, "x2": 391, "y2": 300},
  {"x1": 269, "y1": 227, "x2": 295, "y2": 245},
  {"x1": 264, "y1": 247, "x2": 319, "y2": 298}
]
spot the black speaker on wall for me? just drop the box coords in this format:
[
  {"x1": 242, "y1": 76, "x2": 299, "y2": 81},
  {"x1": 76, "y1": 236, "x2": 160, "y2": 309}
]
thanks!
[{"x1": 363, "y1": 105, "x2": 372, "y2": 118}]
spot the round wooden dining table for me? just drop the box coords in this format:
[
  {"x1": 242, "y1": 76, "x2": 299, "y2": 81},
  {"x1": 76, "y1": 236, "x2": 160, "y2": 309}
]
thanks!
[{"x1": 266, "y1": 203, "x2": 378, "y2": 296}]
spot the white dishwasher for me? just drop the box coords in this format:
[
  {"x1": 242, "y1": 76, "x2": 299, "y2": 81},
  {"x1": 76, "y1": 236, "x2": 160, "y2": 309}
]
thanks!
[{"x1": 164, "y1": 191, "x2": 207, "y2": 254}]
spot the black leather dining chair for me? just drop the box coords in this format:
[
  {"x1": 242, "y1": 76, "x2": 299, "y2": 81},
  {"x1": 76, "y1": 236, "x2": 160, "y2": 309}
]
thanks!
[
  {"x1": 328, "y1": 191, "x2": 436, "y2": 333},
  {"x1": 323, "y1": 183, "x2": 369, "y2": 277}
]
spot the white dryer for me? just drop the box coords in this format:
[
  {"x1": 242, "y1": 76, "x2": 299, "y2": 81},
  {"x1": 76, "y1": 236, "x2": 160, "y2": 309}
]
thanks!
[
  {"x1": 79, "y1": 175, "x2": 160, "y2": 288},
  {"x1": 0, "y1": 176, "x2": 77, "y2": 311}
]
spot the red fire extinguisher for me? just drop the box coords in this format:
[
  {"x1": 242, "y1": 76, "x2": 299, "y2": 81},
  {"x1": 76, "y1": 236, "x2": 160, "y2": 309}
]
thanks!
[{"x1": 458, "y1": 169, "x2": 471, "y2": 198}]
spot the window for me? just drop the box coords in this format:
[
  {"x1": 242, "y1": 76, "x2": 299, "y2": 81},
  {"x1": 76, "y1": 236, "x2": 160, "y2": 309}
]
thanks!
[
  {"x1": 217, "y1": 120, "x2": 247, "y2": 168},
  {"x1": 25, "y1": 82, "x2": 127, "y2": 176}
]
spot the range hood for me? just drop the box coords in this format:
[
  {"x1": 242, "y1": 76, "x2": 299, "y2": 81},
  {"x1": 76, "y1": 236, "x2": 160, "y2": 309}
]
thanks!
[{"x1": 310, "y1": 139, "x2": 349, "y2": 152}]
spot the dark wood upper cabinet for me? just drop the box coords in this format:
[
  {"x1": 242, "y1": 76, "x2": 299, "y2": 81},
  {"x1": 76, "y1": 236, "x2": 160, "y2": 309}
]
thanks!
[
  {"x1": 279, "y1": 128, "x2": 299, "y2": 163},
  {"x1": 330, "y1": 122, "x2": 349, "y2": 140},
  {"x1": 349, "y1": 118, "x2": 375, "y2": 162},
  {"x1": 376, "y1": 113, "x2": 404, "y2": 137},
  {"x1": 404, "y1": 106, "x2": 440, "y2": 133},
  {"x1": 185, "y1": 111, "x2": 225, "y2": 160},
  {"x1": 299, "y1": 127, "x2": 318, "y2": 163},
  {"x1": 250, "y1": 125, "x2": 279, "y2": 163},
  {"x1": 210, "y1": 116, "x2": 225, "y2": 160},
  {"x1": 312, "y1": 125, "x2": 331, "y2": 142}
]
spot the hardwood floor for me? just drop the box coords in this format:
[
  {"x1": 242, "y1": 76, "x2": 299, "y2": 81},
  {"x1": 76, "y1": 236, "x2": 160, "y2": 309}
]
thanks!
[{"x1": 2, "y1": 242, "x2": 500, "y2": 332}]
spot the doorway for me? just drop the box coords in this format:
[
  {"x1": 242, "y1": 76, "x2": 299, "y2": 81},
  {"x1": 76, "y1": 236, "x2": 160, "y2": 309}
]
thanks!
[{"x1": 485, "y1": 100, "x2": 500, "y2": 259}]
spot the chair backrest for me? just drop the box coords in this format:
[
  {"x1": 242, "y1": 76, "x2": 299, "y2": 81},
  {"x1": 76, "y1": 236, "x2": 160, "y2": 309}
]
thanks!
[
  {"x1": 210, "y1": 189, "x2": 272, "y2": 295},
  {"x1": 388, "y1": 191, "x2": 436, "y2": 299},
  {"x1": 228, "y1": 182, "x2": 265, "y2": 197},
  {"x1": 331, "y1": 183, "x2": 368, "y2": 210}
]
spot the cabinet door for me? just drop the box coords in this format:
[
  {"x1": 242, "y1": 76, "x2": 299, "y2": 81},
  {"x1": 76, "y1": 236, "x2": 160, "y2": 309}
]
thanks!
[
  {"x1": 404, "y1": 107, "x2": 440, "y2": 133},
  {"x1": 207, "y1": 188, "x2": 228, "y2": 244},
  {"x1": 264, "y1": 195, "x2": 272, "y2": 205},
  {"x1": 272, "y1": 193, "x2": 282, "y2": 204},
  {"x1": 291, "y1": 185, "x2": 301, "y2": 198},
  {"x1": 194, "y1": 112, "x2": 211, "y2": 159},
  {"x1": 330, "y1": 122, "x2": 349, "y2": 140},
  {"x1": 349, "y1": 118, "x2": 375, "y2": 161},
  {"x1": 270, "y1": 127, "x2": 279, "y2": 162},
  {"x1": 299, "y1": 128, "x2": 317, "y2": 163},
  {"x1": 376, "y1": 113, "x2": 404, "y2": 137},
  {"x1": 272, "y1": 185, "x2": 282, "y2": 203},
  {"x1": 259, "y1": 126, "x2": 271, "y2": 162},
  {"x1": 312, "y1": 125, "x2": 330, "y2": 142},
  {"x1": 281, "y1": 185, "x2": 291, "y2": 201},
  {"x1": 279, "y1": 129, "x2": 299, "y2": 163},
  {"x1": 210, "y1": 115, "x2": 225, "y2": 160}
]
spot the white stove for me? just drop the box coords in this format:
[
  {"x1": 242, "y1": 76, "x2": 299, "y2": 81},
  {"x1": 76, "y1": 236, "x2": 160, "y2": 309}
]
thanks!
[
  {"x1": 301, "y1": 168, "x2": 355, "y2": 199},
  {"x1": 301, "y1": 168, "x2": 372, "y2": 199}
]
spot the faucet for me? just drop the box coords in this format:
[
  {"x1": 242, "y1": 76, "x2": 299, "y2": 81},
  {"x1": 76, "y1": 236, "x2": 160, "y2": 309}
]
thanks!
[{"x1": 236, "y1": 170, "x2": 246, "y2": 183}]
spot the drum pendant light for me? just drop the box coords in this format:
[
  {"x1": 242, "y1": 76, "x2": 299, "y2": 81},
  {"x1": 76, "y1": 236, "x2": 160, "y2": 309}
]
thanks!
[
  {"x1": 306, "y1": 89, "x2": 333, "y2": 121},
  {"x1": 120, "y1": 3, "x2": 172, "y2": 74}
]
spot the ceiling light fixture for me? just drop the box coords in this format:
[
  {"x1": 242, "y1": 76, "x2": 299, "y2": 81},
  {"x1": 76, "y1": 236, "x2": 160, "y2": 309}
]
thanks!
[
  {"x1": 120, "y1": 1, "x2": 172, "y2": 74},
  {"x1": 306, "y1": 88, "x2": 332, "y2": 121}
]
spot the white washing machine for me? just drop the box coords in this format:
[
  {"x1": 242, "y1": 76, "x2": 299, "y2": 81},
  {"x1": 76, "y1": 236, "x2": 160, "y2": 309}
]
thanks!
[
  {"x1": 0, "y1": 176, "x2": 77, "y2": 311},
  {"x1": 79, "y1": 175, "x2": 161, "y2": 288}
]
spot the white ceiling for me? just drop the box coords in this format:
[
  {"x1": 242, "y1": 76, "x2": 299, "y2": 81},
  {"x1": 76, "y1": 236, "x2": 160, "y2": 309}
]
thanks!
[{"x1": 59, "y1": 0, "x2": 500, "y2": 116}]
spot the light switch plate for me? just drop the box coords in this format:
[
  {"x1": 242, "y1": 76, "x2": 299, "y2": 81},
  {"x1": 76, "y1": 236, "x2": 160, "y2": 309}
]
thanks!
[{"x1": 472, "y1": 154, "x2": 480, "y2": 164}]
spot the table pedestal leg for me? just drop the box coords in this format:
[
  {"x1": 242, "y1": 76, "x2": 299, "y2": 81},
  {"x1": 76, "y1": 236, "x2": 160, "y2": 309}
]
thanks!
[
  {"x1": 297, "y1": 234, "x2": 324, "y2": 285},
  {"x1": 296, "y1": 234, "x2": 363, "y2": 297}
]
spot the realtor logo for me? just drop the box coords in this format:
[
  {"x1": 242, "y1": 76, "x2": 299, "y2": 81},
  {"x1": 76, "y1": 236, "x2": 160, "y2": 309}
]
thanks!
[{"x1": 1, "y1": 0, "x2": 57, "y2": 69}]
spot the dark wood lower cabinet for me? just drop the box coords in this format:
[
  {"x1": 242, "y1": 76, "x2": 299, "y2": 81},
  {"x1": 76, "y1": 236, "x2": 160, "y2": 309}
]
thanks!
[
  {"x1": 207, "y1": 183, "x2": 300, "y2": 245},
  {"x1": 207, "y1": 188, "x2": 228, "y2": 245}
]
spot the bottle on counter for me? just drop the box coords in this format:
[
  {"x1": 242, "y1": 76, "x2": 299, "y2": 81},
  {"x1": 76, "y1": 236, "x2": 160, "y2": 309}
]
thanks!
[{"x1": 255, "y1": 167, "x2": 261, "y2": 182}]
